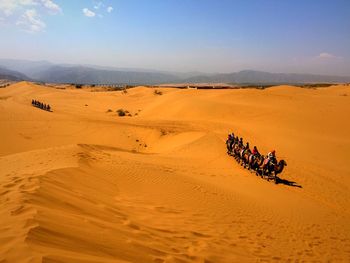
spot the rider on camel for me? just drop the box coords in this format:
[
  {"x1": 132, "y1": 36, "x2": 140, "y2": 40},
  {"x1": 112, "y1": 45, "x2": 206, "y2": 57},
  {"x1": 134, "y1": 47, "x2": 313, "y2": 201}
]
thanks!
[
  {"x1": 239, "y1": 137, "x2": 243, "y2": 147},
  {"x1": 229, "y1": 133, "x2": 235, "y2": 150},
  {"x1": 267, "y1": 150, "x2": 277, "y2": 165},
  {"x1": 234, "y1": 136, "x2": 239, "y2": 144},
  {"x1": 252, "y1": 146, "x2": 260, "y2": 156},
  {"x1": 243, "y1": 142, "x2": 251, "y2": 155},
  {"x1": 226, "y1": 133, "x2": 233, "y2": 153}
]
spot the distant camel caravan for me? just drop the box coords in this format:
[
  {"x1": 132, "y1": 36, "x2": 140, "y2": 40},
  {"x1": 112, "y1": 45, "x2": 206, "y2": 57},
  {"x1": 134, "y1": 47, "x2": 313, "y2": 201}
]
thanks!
[
  {"x1": 226, "y1": 133, "x2": 287, "y2": 183},
  {"x1": 31, "y1": 99, "x2": 51, "y2": 112}
]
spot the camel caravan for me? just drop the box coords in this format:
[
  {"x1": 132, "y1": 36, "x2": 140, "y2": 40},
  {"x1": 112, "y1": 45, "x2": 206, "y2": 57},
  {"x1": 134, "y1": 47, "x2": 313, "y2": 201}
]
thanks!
[
  {"x1": 226, "y1": 133, "x2": 287, "y2": 183},
  {"x1": 32, "y1": 99, "x2": 51, "y2": 112}
]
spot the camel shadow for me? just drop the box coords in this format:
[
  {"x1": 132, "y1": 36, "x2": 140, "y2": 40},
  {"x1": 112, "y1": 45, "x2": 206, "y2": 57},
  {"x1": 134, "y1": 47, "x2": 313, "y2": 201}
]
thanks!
[{"x1": 275, "y1": 177, "x2": 302, "y2": 188}]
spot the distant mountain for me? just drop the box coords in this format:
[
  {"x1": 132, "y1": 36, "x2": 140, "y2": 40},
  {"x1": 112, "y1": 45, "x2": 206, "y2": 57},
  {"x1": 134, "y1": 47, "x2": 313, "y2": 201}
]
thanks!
[
  {"x1": 0, "y1": 59, "x2": 182, "y2": 84},
  {"x1": 30, "y1": 65, "x2": 181, "y2": 85},
  {"x1": 0, "y1": 59, "x2": 52, "y2": 78},
  {"x1": 0, "y1": 59, "x2": 350, "y2": 85},
  {"x1": 183, "y1": 70, "x2": 350, "y2": 84},
  {"x1": 0, "y1": 67, "x2": 30, "y2": 81}
]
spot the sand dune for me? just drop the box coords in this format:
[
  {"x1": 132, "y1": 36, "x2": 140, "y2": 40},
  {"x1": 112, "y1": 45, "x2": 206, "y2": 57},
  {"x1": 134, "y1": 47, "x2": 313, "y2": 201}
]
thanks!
[{"x1": 1, "y1": 82, "x2": 350, "y2": 262}]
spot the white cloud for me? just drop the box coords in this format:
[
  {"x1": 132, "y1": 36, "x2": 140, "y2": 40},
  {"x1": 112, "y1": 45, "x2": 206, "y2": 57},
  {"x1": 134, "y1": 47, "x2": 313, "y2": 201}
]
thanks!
[
  {"x1": 83, "y1": 8, "x2": 96, "y2": 17},
  {"x1": 317, "y1": 52, "x2": 337, "y2": 59},
  {"x1": 81, "y1": 2, "x2": 113, "y2": 18},
  {"x1": 0, "y1": 0, "x2": 60, "y2": 16},
  {"x1": 0, "y1": 0, "x2": 61, "y2": 33},
  {"x1": 107, "y1": 6, "x2": 113, "y2": 13},
  {"x1": 94, "y1": 1, "x2": 103, "y2": 10},
  {"x1": 40, "y1": 0, "x2": 61, "y2": 14},
  {"x1": 0, "y1": 0, "x2": 35, "y2": 16},
  {"x1": 20, "y1": 0, "x2": 37, "y2": 5},
  {"x1": 16, "y1": 8, "x2": 46, "y2": 32}
]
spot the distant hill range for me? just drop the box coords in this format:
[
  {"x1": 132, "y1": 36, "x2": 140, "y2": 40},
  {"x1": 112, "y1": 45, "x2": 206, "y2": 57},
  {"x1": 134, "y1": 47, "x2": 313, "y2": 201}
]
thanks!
[
  {"x1": 184, "y1": 70, "x2": 350, "y2": 85},
  {"x1": 0, "y1": 66, "x2": 31, "y2": 81},
  {"x1": 0, "y1": 59, "x2": 350, "y2": 85}
]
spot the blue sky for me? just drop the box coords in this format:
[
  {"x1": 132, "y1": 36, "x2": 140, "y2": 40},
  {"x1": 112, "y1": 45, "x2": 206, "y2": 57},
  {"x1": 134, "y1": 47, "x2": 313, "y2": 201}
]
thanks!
[{"x1": 0, "y1": 0, "x2": 349, "y2": 75}]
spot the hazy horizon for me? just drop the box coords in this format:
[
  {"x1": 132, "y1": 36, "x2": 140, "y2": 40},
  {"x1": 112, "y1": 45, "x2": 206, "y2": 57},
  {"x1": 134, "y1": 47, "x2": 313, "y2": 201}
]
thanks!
[
  {"x1": 2, "y1": 57, "x2": 350, "y2": 77},
  {"x1": 1, "y1": 0, "x2": 350, "y2": 75}
]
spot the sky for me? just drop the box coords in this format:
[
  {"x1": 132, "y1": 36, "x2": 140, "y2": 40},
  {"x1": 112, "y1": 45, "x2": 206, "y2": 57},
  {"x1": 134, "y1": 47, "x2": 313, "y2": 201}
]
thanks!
[{"x1": 0, "y1": 0, "x2": 350, "y2": 75}]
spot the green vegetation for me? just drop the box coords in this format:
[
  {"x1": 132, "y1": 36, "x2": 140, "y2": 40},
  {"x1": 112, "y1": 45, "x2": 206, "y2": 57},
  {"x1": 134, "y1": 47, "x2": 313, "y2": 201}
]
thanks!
[
  {"x1": 299, "y1": 83, "x2": 334, "y2": 88},
  {"x1": 154, "y1": 89, "x2": 163, "y2": 95},
  {"x1": 116, "y1": 109, "x2": 126, "y2": 116}
]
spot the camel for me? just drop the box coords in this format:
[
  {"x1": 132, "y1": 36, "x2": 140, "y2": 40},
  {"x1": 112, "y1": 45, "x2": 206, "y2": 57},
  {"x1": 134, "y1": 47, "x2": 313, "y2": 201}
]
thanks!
[{"x1": 260, "y1": 159, "x2": 287, "y2": 183}]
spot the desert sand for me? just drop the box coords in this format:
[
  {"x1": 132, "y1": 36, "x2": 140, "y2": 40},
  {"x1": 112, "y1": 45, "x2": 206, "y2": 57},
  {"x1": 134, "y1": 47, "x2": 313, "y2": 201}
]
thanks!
[{"x1": 0, "y1": 82, "x2": 350, "y2": 262}]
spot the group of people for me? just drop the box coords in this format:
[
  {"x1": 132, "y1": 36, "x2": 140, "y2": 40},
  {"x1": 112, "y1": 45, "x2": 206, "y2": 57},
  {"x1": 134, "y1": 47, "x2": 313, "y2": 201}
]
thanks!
[
  {"x1": 226, "y1": 132, "x2": 287, "y2": 180},
  {"x1": 31, "y1": 99, "x2": 51, "y2": 112}
]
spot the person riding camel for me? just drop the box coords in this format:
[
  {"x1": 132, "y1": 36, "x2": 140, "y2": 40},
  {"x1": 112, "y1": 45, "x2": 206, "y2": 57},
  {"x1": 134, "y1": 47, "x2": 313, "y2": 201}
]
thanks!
[
  {"x1": 244, "y1": 142, "x2": 250, "y2": 153},
  {"x1": 229, "y1": 133, "x2": 235, "y2": 151},
  {"x1": 239, "y1": 137, "x2": 243, "y2": 147},
  {"x1": 226, "y1": 134, "x2": 233, "y2": 153},
  {"x1": 267, "y1": 150, "x2": 277, "y2": 165},
  {"x1": 252, "y1": 146, "x2": 260, "y2": 156}
]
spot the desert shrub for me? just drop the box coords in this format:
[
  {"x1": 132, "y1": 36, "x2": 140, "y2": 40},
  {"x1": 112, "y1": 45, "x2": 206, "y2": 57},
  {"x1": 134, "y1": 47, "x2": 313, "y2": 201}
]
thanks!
[
  {"x1": 154, "y1": 89, "x2": 163, "y2": 95},
  {"x1": 75, "y1": 84, "x2": 83, "y2": 89},
  {"x1": 116, "y1": 109, "x2": 126, "y2": 116},
  {"x1": 106, "y1": 109, "x2": 113, "y2": 113},
  {"x1": 300, "y1": 83, "x2": 333, "y2": 89}
]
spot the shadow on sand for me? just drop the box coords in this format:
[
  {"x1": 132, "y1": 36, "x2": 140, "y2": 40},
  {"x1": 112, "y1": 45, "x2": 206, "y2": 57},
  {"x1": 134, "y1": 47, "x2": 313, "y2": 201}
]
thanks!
[{"x1": 275, "y1": 177, "x2": 302, "y2": 188}]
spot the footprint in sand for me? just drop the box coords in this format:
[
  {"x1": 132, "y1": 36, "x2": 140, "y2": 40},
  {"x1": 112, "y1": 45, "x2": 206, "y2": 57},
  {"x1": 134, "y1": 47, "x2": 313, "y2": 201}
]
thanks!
[
  {"x1": 3, "y1": 183, "x2": 16, "y2": 188},
  {"x1": 11, "y1": 205, "x2": 35, "y2": 216},
  {"x1": 153, "y1": 206, "x2": 182, "y2": 214},
  {"x1": 191, "y1": 231, "x2": 211, "y2": 238},
  {"x1": 123, "y1": 219, "x2": 141, "y2": 231}
]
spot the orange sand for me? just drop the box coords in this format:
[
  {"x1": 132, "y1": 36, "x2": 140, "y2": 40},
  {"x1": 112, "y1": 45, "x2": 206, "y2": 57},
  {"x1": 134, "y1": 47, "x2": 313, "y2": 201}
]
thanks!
[{"x1": 0, "y1": 82, "x2": 349, "y2": 262}]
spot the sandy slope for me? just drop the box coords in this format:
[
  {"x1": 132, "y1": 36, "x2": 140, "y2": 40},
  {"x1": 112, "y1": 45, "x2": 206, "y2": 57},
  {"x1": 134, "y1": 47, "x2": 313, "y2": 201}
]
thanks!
[{"x1": 0, "y1": 82, "x2": 349, "y2": 262}]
